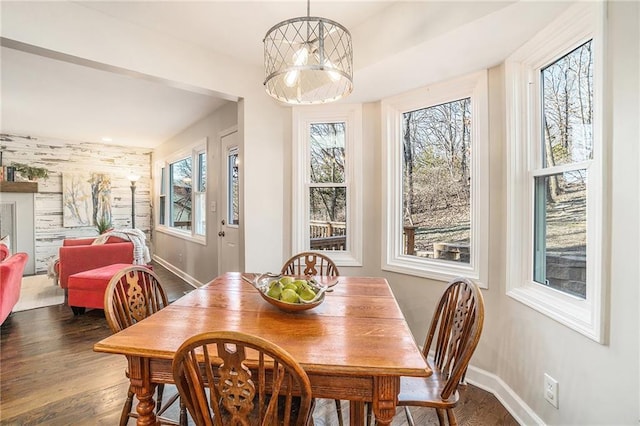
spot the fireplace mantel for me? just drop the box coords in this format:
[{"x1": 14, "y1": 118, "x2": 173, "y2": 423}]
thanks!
[{"x1": 0, "y1": 182, "x2": 38, "y2": 193}]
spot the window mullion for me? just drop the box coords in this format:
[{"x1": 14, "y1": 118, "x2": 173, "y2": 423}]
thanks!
[{"x1": 532, "y1": 160, "x2": 593, "y2": 177}]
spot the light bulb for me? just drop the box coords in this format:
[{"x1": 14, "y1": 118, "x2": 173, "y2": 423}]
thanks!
[
  {"x1": 284, "y1": 46, "x2": 309, "y2": 87},
  {"x1": 324, "y1": 59, "x2": 341, "y2": 82},
  {"x1": 293, "y1": 46, "x2": 309, "y2": 65},
  {"x1": 285, "y1": 70, "x2": 299, "y2": 87}
]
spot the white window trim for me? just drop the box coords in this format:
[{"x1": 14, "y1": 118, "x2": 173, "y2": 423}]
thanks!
[
  {"x1": 505, "y1": 2, "x2": 606, "y2": 343},
  {"x1": 292, "y1": 104, "x2": 363, "y2": 267},
  {"x1": 156, "y1": 137, "x2": 208, "y2": 245},
  {"x1": 381, "y1": 70, "x2": 490, "y2": 288}
]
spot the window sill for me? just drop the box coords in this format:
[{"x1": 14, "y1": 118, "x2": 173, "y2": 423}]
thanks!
[
  {"x1": 383, "y1": 255, "x2": 487, "y2": 288},
  {"x1": 507, "y1": 282, "x2": 603, "y2": 343},
  {"x1": 156, "y1": 226, "x2": 206, "y2": 246}
]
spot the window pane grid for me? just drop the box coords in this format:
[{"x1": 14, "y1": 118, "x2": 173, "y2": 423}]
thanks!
[
  {"x1": 533, "y1": 38, "x2": 593, "y2": 300},
  {"x1": 308, "y1": 122, "x2": 347, "y2": 251}
]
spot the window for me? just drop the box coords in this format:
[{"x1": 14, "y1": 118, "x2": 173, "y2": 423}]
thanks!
[
  {"x1": 194, "y1": 149, "x2": 207, "y2": 235},
  {"x1": 506, "y1": 3, "x2": 604, "y2": 342},
  {"x1": 382, "y1": 71, "x2": 489, "y2": 286},
  {"x1": 227, "y1": 147, "x2": 239, "y2": 226},
  {"x1": 159, "y1": 166, "x2": 166, "y2": 226},
  {"x1": 156, "y1": 138, "x2": 207, "y2": 243},
  {"x1": 170, "y1": 157, "x2": 192, "y2": 230},
  {"x1": 292, "y1": 104, "x2": 362, "y2": 266}
]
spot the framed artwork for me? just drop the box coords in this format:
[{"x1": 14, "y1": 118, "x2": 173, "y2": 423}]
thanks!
[{"x1": 63, "y1": 173, "x2": 112, "y2": 227}]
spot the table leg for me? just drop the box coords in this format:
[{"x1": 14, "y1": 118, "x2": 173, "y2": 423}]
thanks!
[
  {"x1": 349, "y1": 401, "x2": 366, "y2": 426},
  {"x1": 127, "y1": 356, "x2": 157, "y2": 426},
  {"x1": 371, "y1": 376, "x2": 399, "y2": 426}
]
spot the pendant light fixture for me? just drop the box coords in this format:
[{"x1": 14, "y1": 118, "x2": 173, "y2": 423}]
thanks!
[{"x1": 263, "y1": 0, "x2": 353, "y2": 104}]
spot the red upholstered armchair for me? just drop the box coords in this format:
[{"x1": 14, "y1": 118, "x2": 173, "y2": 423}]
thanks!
[{"x1": 57, "y1": 237, "x2": 134, "y2": 290}]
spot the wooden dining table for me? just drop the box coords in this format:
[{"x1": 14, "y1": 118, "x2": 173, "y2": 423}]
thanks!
[{"x1": 94, "y1": 272, "x2": 430, "y2": 425}]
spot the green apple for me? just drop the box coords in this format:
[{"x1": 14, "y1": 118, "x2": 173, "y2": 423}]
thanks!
[
  {"x1": 299, "y1": 286, "x2": 316, "y2": 301},
  {"x1": 279, "y1": 276, "x2": 294, "y2": 286},
  {"x1": 266, "y1": 281, "x2": 283, "y2": 299},
  {"x1": 293, "y1": 279, "x2": 308, "y2": 290},
  {"x1": 283, "y1": 283, "x2": 298, "y2": 292},
  {"x1": 280, "y1": 288, "x2": 299, "y2": 303}
]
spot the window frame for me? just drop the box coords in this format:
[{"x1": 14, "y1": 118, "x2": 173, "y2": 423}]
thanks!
[
  {"x1": 381, "y1": 70, "x2": 490, "y2": 288},
  {"x1": 292, "y1": 104, "x2": 363, "y2": 267},
  {"x1": 155, "y1": 137, "x2": 208, "y2": 245},
  {"x1": 505, "y1": 2, "x2": 606, "y2": 342}
]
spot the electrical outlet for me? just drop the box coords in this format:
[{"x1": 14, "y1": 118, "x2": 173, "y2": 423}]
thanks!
[{"x1": 544, "y1": 373, "x2": 559, "y2": 408}]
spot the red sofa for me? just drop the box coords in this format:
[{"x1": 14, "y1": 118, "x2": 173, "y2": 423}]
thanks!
[
  {"x1": 0, "y1": 244, "x2": 9, "y2": 261},
  {"x1": 58, "y1": 237, "x2": 134, "y2": 290},
  {"x1": 1, "y1": 252, "x2": 28, "y2": 325}
]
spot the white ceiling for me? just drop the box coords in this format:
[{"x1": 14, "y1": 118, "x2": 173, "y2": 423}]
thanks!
[{"x1": 0, "y1": 1, "x2": 572, "y2": 149}]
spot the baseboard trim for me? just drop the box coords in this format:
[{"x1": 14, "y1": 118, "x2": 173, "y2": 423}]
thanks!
[
  {"x1": 152, "y1": 255, "x2": 202, "y2": 289},
  {"x1": 465, "y1": 365, "x2": 545, "y2": 426}
]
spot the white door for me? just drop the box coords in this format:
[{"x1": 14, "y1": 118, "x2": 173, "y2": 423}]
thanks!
[{"x1": 218, "y1": 130, "x2": 241, "y2": 273}]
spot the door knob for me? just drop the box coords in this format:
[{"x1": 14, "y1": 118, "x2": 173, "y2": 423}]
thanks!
[{"x1": 218, "y1": 231, "x2": 225, "y2": 237}]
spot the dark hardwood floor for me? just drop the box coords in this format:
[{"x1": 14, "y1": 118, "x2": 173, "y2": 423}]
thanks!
[{"x1": 1, "y1": 262, "x2": 518, "y2": 425}]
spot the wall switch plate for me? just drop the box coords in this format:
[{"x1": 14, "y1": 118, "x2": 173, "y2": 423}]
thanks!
[
  {"x1": 210, "y1": 201, "x2": 217, "y2": 212},
  {"x1": 544, "y1": 373, "x2": 559, "y2": 408}
]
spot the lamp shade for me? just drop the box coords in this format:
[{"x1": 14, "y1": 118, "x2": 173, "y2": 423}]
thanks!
[{"x1": 264, "y1": 15, "x2": 353, "y2": 104}]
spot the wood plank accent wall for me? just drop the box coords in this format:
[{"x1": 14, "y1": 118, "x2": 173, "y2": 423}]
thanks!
[{"x1": 0, "y1": 133, "x2": 152, "y2": 274}]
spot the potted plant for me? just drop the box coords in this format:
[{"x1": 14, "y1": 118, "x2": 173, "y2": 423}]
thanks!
[
  {"x1": 96, "y1": 216, "x2": 113, "y2": 234},
  {"x1": 11, "y1": 163, "x2": 49, "y2": 181}
]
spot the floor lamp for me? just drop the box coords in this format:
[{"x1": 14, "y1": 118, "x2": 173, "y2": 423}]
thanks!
[{"x1": 128, "y1": 174, "x2": 140, "y2": 229}]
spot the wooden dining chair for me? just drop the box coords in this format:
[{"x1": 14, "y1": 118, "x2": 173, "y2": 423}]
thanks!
[
  {"x1": 396, "y1": 277, "x2": 485, "y2": 426},
  {"x1": 172, "y1": 330, "x2": 315, "y2": 426},
  {"x1": 104, "y1": 265, "x2": 187, "y2": 426},
  {"x1": 281, "y1": 251, "x2": 340, "y2": 277},
  {"x1": 281, "y1": 251, "x2": 344, "y2": 424}
]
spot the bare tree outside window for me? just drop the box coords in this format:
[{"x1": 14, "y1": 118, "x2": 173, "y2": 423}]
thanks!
[
  {"x1": 309, "y1": 123, "x2": 347, "y2": 251},
  {"x1": 534, "y1": 39, "x2": 593, "y2": 299},
  {"x1": 170, "y1": 157, "x2": 192, "y2": 230},
  {"x1": 228, "y1": 151, "x2": 239, "y2": 225},
  {"x1": 402, "y1": 98, "x2": 471, "y2": 262}
]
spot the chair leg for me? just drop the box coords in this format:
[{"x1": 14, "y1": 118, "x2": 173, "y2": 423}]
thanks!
[
  {"x1": 71, "y1": 306, "x2": 85, "y2": 315},
  {"x1": 155, "y1": 389, "x2": 187, "y2": 426},
  {"x1": 156, "y1": 383, "x2": 165, "y2": 414},
  {"x1": 404, "y1": 406, "x2": 416, "y2": 426},
  {"x1": 436, "y1": 408, "x2": 446, "y2": 426},
  {"x1": 179, "y1": 399, "x2": 188, "y2": 426},
  {"x1": 120, "y1": 386, "x2": 135, "y2": 426},
  {"x1": 335, "y1": 399, "x2": 344, "y2": 426},
  {"x1": 446, "y1": 408, "x2": 457, "y2": 426}
]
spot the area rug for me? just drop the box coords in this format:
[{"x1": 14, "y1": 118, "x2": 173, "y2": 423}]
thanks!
[{"x1": 13, "y1": 274, "x2": 65, "y2": 312}]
